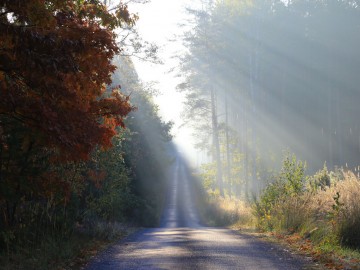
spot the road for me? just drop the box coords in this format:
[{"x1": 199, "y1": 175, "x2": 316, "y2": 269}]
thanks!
[{"x1": 85, "y1": 158, "x2": 316, "y2": 270}]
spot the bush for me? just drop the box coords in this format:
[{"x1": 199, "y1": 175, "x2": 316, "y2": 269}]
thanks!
[
  {"x1": 254, "y1": 154, "x2": 360, "y2": 251},
  {"x1": 307, "y1": 163, "x2": 331, "y2": 192},
  {"x1": 253, "y1": 153, "x2": 307, "y2": 231}
]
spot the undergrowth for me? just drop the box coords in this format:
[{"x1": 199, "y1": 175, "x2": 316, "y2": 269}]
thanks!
[
  {"x1": 251, "y1": 154, "x2": 360, "y2": 268},
  {"x1": 253, "y1": 155, "x2": 360, "y2": 250},
  {"x1": 201, "y1": 195, "x2": 255, "y2": 227},
  {"x1": 0, "y1": 221, "x2": 132, "y2": 270},
  {"x1": 198, "y1": 153, "x2": 360, "y2": 268}
]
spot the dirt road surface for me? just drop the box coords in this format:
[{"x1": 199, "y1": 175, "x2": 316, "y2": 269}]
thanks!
[{"x1": 85, "y1": 158, "x2": 317, "y2": 270}]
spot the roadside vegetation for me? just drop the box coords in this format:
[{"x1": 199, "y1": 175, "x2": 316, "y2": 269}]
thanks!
[
  {"x1": 177, "y1": 0, "x2": 360, "y2": 268},
  {"x1": 0, "y1": 2, "x2": 172, "y2": 269},
  {"x1": 253, "y1": 154, "x2": 360, "y2": 268},
  {"x1": 197, "y1": 153, "x2": 360, "y2": 269},
  {"x1": 0, "y1": 60, "x2": 172, "y2": 270}
]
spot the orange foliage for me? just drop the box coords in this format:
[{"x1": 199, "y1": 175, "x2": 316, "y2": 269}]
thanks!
[{"x1": 0, "y1": 0, "x2": 135, "y2": 161}]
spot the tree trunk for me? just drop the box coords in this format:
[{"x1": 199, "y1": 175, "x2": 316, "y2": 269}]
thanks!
[
  {"x1": 244, "y1": 95, "x2": 249, "y2": 200},
  {"x1": 225, "y1": 94, "x2": 231, "y2": 196},
  {"x1": 211, "y1": 86, "x2": 224, "y2": 196}
]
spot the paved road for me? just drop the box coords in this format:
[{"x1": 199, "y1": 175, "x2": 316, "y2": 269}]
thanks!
[{"x1": 85, "y1": 159, "x2": 316, "y2": 270}]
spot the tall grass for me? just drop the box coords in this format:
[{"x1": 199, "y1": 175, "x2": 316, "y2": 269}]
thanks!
[
  {"x1": 253, "y1": 158, "x2": 360, "y2": 250},
  {"x1": 197, "y1": 193, "x2": 255, "y2": 228},
  {"x1": 331, "y1": 172, "x2": 360, "y2": 248},
  {"x1": 192, "y1": 166, "x2": 255, "y2": 228}
]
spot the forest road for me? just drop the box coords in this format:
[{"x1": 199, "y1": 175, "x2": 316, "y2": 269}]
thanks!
[{"x1": 84, "y1": 158, "x2": 318, "y2": 270}]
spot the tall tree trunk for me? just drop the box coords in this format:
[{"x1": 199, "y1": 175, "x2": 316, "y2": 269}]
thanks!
[
  {"x1": 249, "y1": 47, "x2": 257, "y2": 196},
  {"x1": 235, "y1": 95, "x2": 244, "y2": 198},
  {"x1": 211, "y1": 86, "x2": 224, "y2": 196},
  {"x1": 244, "y1": 94, "x2": 249, "y2": 200},
  {"x1": 327, "y1": 88, "x2": 335, "y2": 169},
  {"x1": 225, "y1": 94, "x2": 231, "y2": 196},
  {"x1": 250, "y1": 11, "x2": 261, "y2": 196}
]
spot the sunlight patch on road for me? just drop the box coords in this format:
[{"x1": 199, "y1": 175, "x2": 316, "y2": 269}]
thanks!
[{"x1": 117, "y1": 245, "x2": 191, "y2": 258}]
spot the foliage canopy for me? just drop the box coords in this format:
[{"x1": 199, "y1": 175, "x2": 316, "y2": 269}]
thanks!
[{"x1": 0, "y1": 0, "x2": 136, "y2": 160}]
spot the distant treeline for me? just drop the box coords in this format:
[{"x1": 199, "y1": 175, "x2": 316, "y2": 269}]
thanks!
[{"x1": 179, "y1": 0, "x2": 360, "y2": 196}]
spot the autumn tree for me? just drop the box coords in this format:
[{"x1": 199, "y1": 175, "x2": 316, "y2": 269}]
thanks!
[
  {"x1": 0, "y1": 0, "x2": 135, "y2": 159},
  {"x1": 0, "y1": 0, "x2": 135, "y2": 228}
]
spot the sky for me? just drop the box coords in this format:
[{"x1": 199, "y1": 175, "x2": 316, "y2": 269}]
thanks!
[{"x1": 129, "y1": 0, "x2": 202, "y2": 164}]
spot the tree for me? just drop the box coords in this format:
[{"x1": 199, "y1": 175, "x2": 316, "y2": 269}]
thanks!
[
  {"x1": 178, "y1": 4, "x2": 226, "y2": 196},
  {"x1": 0, "y1": 0, "x2": 135, "y2": 229},
  {"x1": 179, "y1": 0, "x2": 360, "y2": 199},
  {"x1": 112, "y1": 56, "x2": 173, "y2": 226},
  {"x1": 0, "y1": 0, "x2": 135, "y2": 161}
]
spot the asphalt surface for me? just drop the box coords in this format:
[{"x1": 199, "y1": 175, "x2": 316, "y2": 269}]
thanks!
[{"x1": 85, "y1": 159, "x2": 317, "y2": 270}]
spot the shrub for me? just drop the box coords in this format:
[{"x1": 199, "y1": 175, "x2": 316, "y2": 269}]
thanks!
[
  {"x1": 255, "y1": 159, "x2": 360, "y2": 251},
  {"x1": 307, "y1": 163, "x2": 331, "y2": 192},
  {"x1": 277, "y1": 195, "x2": 312, "y2": 232},
  {"x1": 253, "y1": 153, "x2": 307, "y2": 231}
]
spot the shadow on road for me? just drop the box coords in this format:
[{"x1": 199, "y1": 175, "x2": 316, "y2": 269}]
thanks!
[{"x1": 85, "y1": 157, "x2": 317, "y2": 270}]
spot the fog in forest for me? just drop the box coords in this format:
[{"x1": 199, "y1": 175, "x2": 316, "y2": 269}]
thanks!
[
  {"x1": 174, "y1": 0, "x2": 360, "y2": 195},
  {"x1": 2, "y1": 1, "x2": 360, "y2": 267}
]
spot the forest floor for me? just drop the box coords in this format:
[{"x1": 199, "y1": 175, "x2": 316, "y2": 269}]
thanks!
[
  {"x1": 0, "y1": 224, "x2": 140, "y2": 270},
  {"x1": 60, "y1": 226, "x2": 139, "y2": 270}
]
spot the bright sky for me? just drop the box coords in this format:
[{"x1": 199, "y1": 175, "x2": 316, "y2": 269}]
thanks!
[{"x1": 129, "y1": 0, "x2": 202, "y2": 164}]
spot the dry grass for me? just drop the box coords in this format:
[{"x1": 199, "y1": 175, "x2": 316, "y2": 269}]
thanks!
[
  {"x1": 256, "y1": 169, "x2": 360, "y2": 249},
  {"x1": 251, "y1": 169, "x2": 360, "y2": 269},
  {"x1": 331, "y1": 172, "x2": 360, "y2": 248},
  {"x1": 304, "y1": 171, "x2": 360, "y2": 246},
  {"x1": 202, "y1": 195, "x2": 255, "y2": 228}
]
